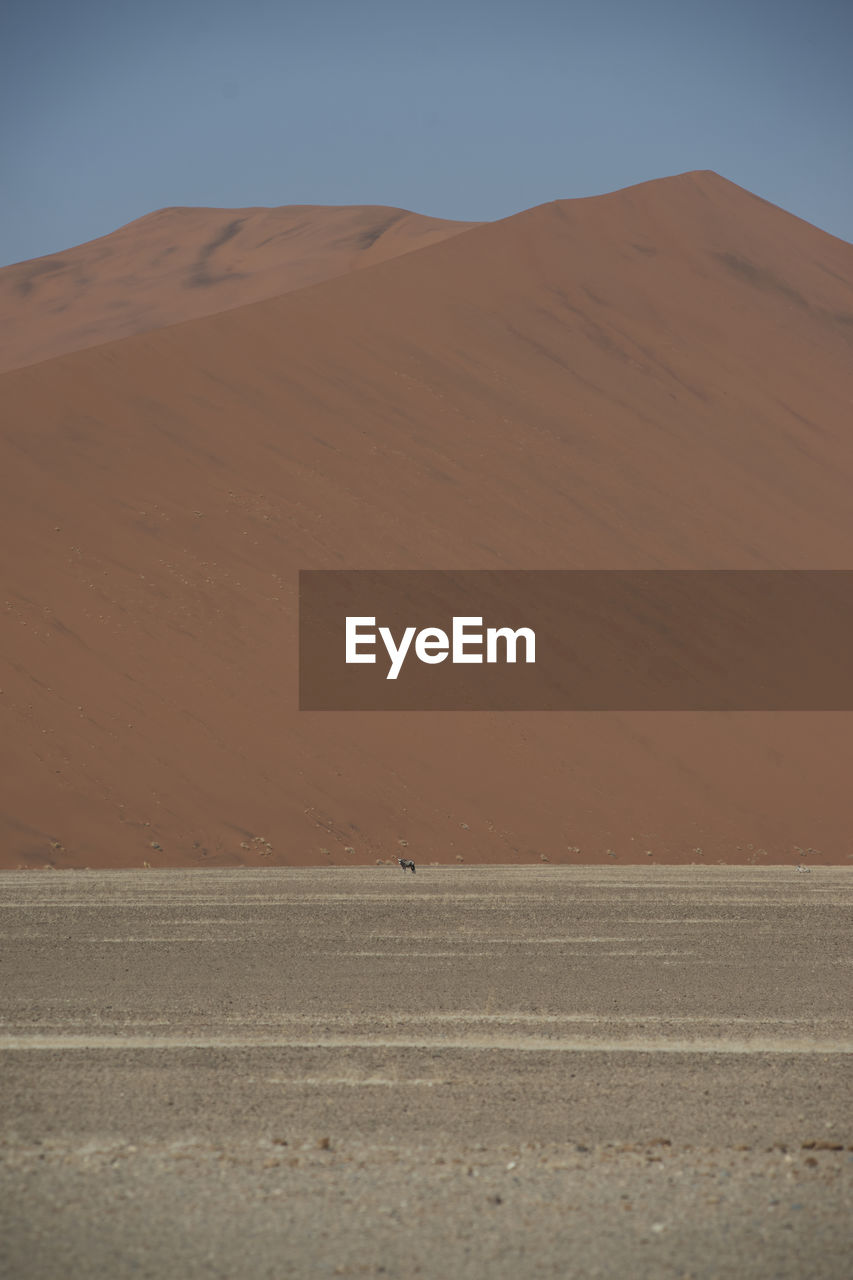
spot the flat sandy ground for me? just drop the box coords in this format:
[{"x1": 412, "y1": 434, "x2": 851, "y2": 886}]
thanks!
[{"x1": 1, "y1": 866, "x2": 850, "y2": 1278}]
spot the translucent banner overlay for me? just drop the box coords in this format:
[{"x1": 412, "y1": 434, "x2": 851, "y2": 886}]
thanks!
[{"x1": 299, "y1": 570, "x2": 853, "y2": 711}]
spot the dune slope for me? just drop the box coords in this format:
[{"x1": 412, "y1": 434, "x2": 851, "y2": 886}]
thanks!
[
  {"x1": 0, "y1": 204, "x2": 480, "y2": 373},
  {"x1": 2, "y1": 170, "x2": 853, "y2": 868}
]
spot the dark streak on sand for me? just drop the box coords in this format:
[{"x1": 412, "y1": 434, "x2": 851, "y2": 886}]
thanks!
[{"x1": 186, "y1": 218, "x2": 250, "y2": 288}]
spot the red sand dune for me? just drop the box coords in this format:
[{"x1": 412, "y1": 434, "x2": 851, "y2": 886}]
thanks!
[
  {"x1": 0, "y1": 204, "x2": 480, "y2": 373},
  {"x1": 2, "y1": 170, "x2": 853, "y2": 869}
]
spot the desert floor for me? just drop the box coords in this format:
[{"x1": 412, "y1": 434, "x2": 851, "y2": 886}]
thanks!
[{"x1": 1, "y1": 866, "x2": 850, "y2": 1278}]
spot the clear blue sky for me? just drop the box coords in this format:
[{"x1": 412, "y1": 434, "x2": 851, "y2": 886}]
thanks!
[{"x1": 1, "y1": 0, "x2": 851, "y2": 266}]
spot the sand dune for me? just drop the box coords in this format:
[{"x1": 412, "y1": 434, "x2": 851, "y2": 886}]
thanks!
[
  {"x1": 2, "y1": 170, "x2": 853, "y2": 868},
  {"x1": 0, "y1": 204, "x2": 480, "y2": 373}
]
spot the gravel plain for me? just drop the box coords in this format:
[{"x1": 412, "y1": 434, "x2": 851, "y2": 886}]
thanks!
[{"x1": 1, "y1": 866, "x2": 851, "y2": 1278}]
